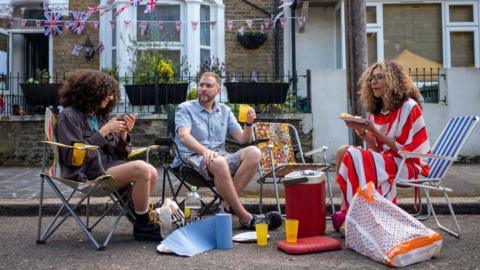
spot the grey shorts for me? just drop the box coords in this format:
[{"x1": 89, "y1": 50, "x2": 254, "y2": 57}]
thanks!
[{"x1": 184, "y1": 150, "x2": 242, "y2": 180}]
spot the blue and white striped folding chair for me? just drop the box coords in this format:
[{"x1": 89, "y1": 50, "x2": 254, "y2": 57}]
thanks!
[{"x1": 393, "y1": 115, "x2": 479, "y2": 238}]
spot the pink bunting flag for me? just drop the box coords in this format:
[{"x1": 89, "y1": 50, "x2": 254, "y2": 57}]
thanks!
[
  {"x1": 263, "y1": 18, "x2": 271, "y2": 31},
  {"x1": 35, "y1": 20, "x2": 42, "y2": 28},
  {"x1": 109, "y1": 20, "x2": 115, "y2": 29},
  {"x1": 97, "y1": 41, "x2": 105, "y2": 53},
  {"x1": 157, "y1": 21, "x2": 164, "y2": 32},
  {"x1": 87, "y1": 5, "x2": 100, "y2": 14},
  {"x1": 246, "y1": 19, "x2": 253, "y2": 29},
  {"x1": 260, "y1": 23, "x2": 265, "y2": 34},
  {"x1": 191, "y1": 21, "x2": 198, "y2": 31},
  {"x1": 210, "y1": 21, "x2": 216, "y2": 30},
  {"x1": 71, "y1": 44, "x2": 81, "y2": 56},
  {"x1": 298, "y1": 16, "x2": 306, "y2": 28},
  {"x1": 280, "y1": 17, "x2": 286, "y2": 28},
  {"x1": 139, "y1": 21, "x2": 148, "y2": 35},
  {"x1": 21, "y1": 19, "x2": 27, "y2": 27},
  {"x1": 93, "y1": 21, "x2": 99, "y2": 29},
  {"x1": 123, "y1": 20, "x2": 131, "y2": 29},
  {"x1": 237, "y1": 26, "x2": 245, "y2": 36},
  {"x1": 175, "y1": 21, "x2": 181, "y2": 32},
  {"x1": 227, "y1": 20, "x2": 234, "y2": 31},
  {"x1": 114, "y1": 4, "x2": 128, "y2": 16},
  {"x1": 145, "y1": 0, "x2": 155, "y2": 13}
]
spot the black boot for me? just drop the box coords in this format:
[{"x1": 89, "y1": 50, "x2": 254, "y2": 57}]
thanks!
[{"x1": 133, "y1": 209, "x2": 162, "y2": 241}]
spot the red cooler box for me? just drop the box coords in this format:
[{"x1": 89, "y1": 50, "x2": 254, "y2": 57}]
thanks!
[{"x1": 284, "y1": 170, "x2": 326, "y2": 237}]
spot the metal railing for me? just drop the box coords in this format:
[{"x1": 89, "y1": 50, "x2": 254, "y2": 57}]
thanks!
[
  {"x1": 0, "y1": 72, "x2": 311, "y2": 118},
  {"x1": 408, "y1": 68, "x2": 440, "y2": 103}
]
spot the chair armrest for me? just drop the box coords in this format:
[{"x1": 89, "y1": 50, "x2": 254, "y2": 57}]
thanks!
[
  {"x1": 40, "y1": 141, "x2": 99, "y2": 151},
  {"x1": 304, "y1": 146, "x2": 328, "y2": 157},
  {"x1": 129, "y1": 145, "x2": 160, "y2": 159},
  {"x1": 226, "y1": 138, "x2": 269, "y2": 147},
  {"x1": 398, "y1": 151, "x2": 456, "y2": 161}
]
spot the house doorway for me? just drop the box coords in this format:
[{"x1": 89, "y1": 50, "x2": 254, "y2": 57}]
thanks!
[{"x1": 10, "y1": 32, "x2": 49, "y2": 82}]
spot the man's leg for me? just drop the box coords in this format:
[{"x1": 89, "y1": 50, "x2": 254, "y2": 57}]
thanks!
[{"x1": 207, "y1": 156, "x2": 253, "y2": 224}]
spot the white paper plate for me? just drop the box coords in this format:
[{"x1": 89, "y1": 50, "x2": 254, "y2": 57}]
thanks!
[
  {"x1": 156, "y1": 243, "x2": 174, "y2": 254},
  {"x1": 232, "y1": 231, "x2": 270, "y2": 243},
  {"x1": 339, "y1": 115, "x2": 369, "y2": 124}
]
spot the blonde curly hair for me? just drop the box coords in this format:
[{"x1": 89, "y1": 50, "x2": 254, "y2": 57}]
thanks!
[{"x1": 359, "y1": 61, "x2": 423, "y2": 114}]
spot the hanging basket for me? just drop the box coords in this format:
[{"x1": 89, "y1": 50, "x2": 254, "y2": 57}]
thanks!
[{"x1": 237, "y1": 32, "x2": 267, "y2": 49}]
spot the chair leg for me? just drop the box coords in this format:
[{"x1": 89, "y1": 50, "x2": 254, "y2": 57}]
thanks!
[
  {"x1": 424, "y1": 189, "x2": 460, "y2": 238},
  {"x1": 37, "y1": 176, "x2": 46, "y2": 244},
  {"x1": 271, "y1": 176, "x2": 282, "y2": 215},
  {"x1": 259, "y1": 181, "x2": 264, "y2": 214},
  {"x1": 324, "y1": 169, "x2": 336, "y2": 217}
]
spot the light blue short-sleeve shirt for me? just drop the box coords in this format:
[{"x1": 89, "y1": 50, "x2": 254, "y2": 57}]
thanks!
[{"x1": 172, "y1": 100, "x2": 242, "y2": 168}]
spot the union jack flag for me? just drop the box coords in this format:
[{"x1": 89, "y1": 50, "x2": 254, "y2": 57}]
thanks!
[
  {"x1": 70, "y1": 11, "x2": 90, "y2": 35},
  {"x1": 44, "y1": 11, "x2": 63, "y2": 36},
  {"x1": 144, "y1": 0, "x2": 155, "y2": 13},
  {"x1": 130, "y1": 0, "x2": 143, "y2": 6}
]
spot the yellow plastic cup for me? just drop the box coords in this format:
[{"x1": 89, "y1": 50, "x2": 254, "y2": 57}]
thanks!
[
  {"x1": 285, "y1": 219, "x2": 299, "y2": 243},
  {"x1": 238, "y1": 104, "x2": 252, "y2": 123},
  {"x1": 255, "y1": 223, "x2": 268, "y2": 246},
  {"x1": 72, "y1": 143, "x2": 86, "y2": 166}
]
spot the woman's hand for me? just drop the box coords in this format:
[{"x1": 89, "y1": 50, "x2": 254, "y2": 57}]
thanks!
[
  {"x1": 119, "y1": 113, "x2": 136, "y2": 140},
  {"x1": 99, "y1": 115, "x2": 126, "y2": 137}
]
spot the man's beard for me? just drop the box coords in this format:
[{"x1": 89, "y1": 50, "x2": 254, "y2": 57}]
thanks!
[{"x1": 199, "y1": 94, "x2": 216, "y2": 104}]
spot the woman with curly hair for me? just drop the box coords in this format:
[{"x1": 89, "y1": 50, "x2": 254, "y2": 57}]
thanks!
[
  {"x1": 333, "y1": 61, "x2": 431, "y2": 232},
  {"x1": 57, "y1": 69, "x2": 161, "y2": 241}
]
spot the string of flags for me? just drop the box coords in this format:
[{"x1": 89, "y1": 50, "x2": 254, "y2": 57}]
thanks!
[{"x1": 8, "y1": 0, "x2": 306, "y2": 37}]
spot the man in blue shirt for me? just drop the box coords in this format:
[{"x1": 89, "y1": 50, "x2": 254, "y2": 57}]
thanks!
[{"x1": 174, "y1": 72, "x2": 282, "y2": 230}]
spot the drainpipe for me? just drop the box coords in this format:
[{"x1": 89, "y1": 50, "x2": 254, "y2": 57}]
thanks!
[
  {"x1": 291, "y1": 1, "x2": 297, "y2": 96},
  {"x1": 274, "y1": 0, "x2": 280, "y2": 79}
]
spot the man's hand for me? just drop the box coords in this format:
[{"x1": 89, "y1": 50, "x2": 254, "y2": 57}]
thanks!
[
  {"x1": 202, "y1": 149, "x2": 218, "y2": 166},
  {"x1": 246, "y1": 108, "x2": 256, "y2": 125}
]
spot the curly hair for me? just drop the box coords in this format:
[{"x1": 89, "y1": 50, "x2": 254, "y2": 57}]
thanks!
[
  {"x1": 59, "y1": 69, "x2": 120, "y2": 120},
  {"x1": 359, "y1": 61, "x2": 423, "y2": 114}
]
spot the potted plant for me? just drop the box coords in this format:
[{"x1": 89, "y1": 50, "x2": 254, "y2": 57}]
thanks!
[
  {"x1": 123, "y1": 52, "x2": 189, "y2": 108},
  {"x1": 20, "y1": 68, "x2": 62, "y2": 108},
  {"x1": 223, "y1": 73, "x2": 290, "y2": 104},
  {"x1": 237, "y1": 31, "x2": 267, "y2": 49}
]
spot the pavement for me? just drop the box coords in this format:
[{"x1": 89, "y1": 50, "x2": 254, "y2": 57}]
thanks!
[
  {"x1": 1, "y1": 164, "x2": 480, "y2": 269},
  {"x1": 1, "y1": 164, "x2": 480, "y2": 215}
]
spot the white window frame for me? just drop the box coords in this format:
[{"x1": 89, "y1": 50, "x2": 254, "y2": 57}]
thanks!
[
  {"x1": 134, "y1": 1, "x2": 185, "y2": 60},
  {"x1": 200, "y1": 3, "x2": 212, "y2": 62},
  {"x1": 445, "y1": 1, "x2": 478, "y2": 26},
  {"x1": 366, "y1": 2, "x2": 384, "y2": 62},
  {"x1": 445, "y1": 27, "x2": 479, "y2": 67},
  {"x1": 444, "y1": 1, "x2": 479, "y2": 67}
]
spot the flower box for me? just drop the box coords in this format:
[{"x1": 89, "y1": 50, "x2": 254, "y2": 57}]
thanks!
[
  {"x1": 124, "y1": 83, "x2": 188, "y2": 106},
  {"x1": 20, "y1": 83, "x2": 61, "y2": 106},
  {"x1": 223, "y1": 82, "x2": 289, "y2": 104}
]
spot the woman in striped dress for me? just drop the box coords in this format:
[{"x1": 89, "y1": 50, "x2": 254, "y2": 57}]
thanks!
[{"x1": 333, "y1": 61, "x2": 431, "y2": 232}]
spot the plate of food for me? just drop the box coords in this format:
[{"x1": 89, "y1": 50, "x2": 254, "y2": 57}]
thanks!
[{"x1": 338, "y1": 112, "x2": 369, "y2": 124}]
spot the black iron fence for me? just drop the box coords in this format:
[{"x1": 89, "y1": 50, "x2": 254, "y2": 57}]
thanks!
[
  {"x1": 0, "y1": 72, "x2": 311, "y2": 118},
  {"x1": 408, "y1": 68, "x2": 440, "y2": 103}
]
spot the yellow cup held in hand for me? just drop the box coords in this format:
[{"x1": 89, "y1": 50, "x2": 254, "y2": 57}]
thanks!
[
  {"x1": 255, "y1": 223, "x2": 268, "y2": 246},
  {"x1": 285, "y1": 219, "x2": 299, "y2": 243},
  {"x1": 72, "y1": 142, "x2": 87, "y2": 166},
  {"x1": 238, "y1": 104, "x2": 252, "y2": 123}
]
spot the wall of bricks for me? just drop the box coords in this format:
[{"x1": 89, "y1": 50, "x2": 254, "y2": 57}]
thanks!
[
  {"x1": 0, "y1": 114, "x2": 312, "y2": 166},
  {"x1": 224, "y1": 0, "x2": 284, "y2": 76},
  {"x1": 52, "y1": 0, "x2": 99, "y2": 75}
]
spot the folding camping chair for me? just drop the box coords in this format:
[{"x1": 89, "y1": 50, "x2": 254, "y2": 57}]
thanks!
[
  {"x1": 156, "y1": 105, "x2": 223, "y2": 216},
  {"x1": 37, "y1": 108, "x2": 159, "y2": 250},
  {"x1": 254, "y1": 122, "x2": 334, "y2": 216},
  {"x1": 393, "y1": 115, "x2": 479, "y2": 238}
]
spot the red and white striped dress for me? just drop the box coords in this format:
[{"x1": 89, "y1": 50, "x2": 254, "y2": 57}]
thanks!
[{"x1": 336, "y1": 98, "x2": 431, "y2": 213}]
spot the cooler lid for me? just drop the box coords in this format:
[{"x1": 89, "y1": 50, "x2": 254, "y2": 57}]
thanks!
[{"x1": 284, "y1": 170, "x2": 325, "y2": 184}]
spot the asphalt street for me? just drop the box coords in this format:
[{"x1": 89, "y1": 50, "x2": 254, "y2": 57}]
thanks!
[{"x1": 1, "y1": 215, "x2": 479, "y2": 270}]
